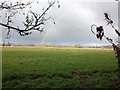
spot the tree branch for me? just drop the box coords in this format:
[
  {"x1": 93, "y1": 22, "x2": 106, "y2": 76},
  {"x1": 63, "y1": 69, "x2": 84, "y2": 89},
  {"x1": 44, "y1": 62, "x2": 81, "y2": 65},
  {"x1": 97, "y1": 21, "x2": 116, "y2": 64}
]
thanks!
[{"x1": 0, "y1": 0, "x2": 59, "y2": 37}]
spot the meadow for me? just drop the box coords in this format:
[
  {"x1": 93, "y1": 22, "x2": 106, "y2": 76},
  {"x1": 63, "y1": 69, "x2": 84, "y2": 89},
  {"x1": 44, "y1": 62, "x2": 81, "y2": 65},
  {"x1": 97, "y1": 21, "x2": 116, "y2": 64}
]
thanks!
[{"x1": 2, "y1": 47, "x2": 120, "y2": 88}]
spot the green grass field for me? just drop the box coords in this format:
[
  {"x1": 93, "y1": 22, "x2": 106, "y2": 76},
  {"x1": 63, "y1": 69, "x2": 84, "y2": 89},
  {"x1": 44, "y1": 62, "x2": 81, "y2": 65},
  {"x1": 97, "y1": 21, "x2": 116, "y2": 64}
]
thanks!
[{"x1": 2, "y1": 47, "x2": 120, "y2": 88}]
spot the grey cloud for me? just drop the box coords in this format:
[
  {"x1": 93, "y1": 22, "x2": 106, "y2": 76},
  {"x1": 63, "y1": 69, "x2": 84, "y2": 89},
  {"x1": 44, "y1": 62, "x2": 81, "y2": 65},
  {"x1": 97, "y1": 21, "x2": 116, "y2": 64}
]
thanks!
[
  {"x1": 0, "y1": 0, "x2": 118, "y2": 46},
  {"x1": 42, "y1": 2, "x2": 118, "y2": 45}
]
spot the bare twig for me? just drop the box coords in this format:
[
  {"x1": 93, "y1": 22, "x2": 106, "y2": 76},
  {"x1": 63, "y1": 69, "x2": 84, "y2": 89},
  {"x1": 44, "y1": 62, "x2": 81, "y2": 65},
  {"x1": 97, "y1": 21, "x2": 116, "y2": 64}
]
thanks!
[
  {"x1": 0, "y1": 0, "x2": 34, "y2": 11},
  {"x1": 91, "y1": 12, "x2": 120, "y2": 69},
  {"x1": 0, "y1": 0, "x2": 59, "y2": 38}
]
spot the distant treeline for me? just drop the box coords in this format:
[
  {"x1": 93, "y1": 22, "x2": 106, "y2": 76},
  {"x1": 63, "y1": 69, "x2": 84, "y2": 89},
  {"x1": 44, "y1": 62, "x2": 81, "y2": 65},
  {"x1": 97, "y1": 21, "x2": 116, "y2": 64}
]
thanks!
[{"x1": 0, "y1": 43, "x2": 113, "y2": 49}]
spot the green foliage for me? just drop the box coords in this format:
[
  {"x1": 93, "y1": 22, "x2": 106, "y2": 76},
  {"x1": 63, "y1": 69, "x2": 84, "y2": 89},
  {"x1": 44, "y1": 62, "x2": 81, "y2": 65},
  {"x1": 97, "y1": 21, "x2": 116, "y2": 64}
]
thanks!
[{"x1": 2, "y1": 47, "x2": 119, "y2": 88}]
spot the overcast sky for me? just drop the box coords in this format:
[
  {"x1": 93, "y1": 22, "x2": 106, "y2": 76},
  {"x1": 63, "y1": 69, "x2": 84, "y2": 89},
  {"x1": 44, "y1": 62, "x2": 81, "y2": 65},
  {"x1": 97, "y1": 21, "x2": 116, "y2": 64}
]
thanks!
[{"x1": 0, "y1": 0, "x2": 119, "y2": 46}]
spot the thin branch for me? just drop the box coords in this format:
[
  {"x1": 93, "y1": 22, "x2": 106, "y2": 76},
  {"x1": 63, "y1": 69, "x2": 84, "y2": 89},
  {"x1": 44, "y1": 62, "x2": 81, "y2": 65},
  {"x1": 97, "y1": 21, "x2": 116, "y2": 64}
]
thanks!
[
  {"x1": 0, "y1": 0, "x2": 34, "y2": 11},
  {"x1": 104, "y1": 13, "x2": 120, "y2": 36},
  {"x1": 0, "y1": 0, "x2": 59, "y2": 37},
  {"x1": 91, "y1": 24, "x2": 113, "y2": 44}
]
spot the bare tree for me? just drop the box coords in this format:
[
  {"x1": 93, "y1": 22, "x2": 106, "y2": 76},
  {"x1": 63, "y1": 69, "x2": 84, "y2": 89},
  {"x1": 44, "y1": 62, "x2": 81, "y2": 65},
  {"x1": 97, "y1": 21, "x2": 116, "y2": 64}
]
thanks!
[
  {"x1": 0, "y1": 0, "x2": 60, "y2": 45},
  {"x1": 91, "y1": 13, "x2": 120, "y2": 72}
]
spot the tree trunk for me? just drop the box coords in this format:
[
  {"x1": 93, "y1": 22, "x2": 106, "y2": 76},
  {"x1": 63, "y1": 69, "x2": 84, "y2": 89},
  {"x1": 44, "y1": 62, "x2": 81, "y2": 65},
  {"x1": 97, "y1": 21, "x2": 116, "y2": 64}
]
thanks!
[
  {"x1": 118, "y1": 57, "x2": 120, "y2": 77},
  {"x1": 117, "y1": 45, "x2": 120, "y2": 78}
]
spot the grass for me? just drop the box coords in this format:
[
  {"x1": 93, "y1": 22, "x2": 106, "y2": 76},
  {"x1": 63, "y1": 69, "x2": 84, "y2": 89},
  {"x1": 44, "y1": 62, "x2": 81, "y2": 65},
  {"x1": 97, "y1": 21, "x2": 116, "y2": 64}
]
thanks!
[{"x1": 2, "y1": 47, "x2": 120, "y2": 88}]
